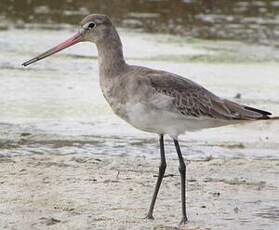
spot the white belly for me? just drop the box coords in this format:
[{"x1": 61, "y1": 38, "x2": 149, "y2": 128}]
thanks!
[{"x1": 116, "y1": 102, "x2": 234, "y2": 137}]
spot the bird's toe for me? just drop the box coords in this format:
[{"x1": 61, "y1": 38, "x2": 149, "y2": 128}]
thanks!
[
  {"x1": 144, "y1": 214, "x2": 154, "y2": 220},
  {"x1": 179, "y1": 216, "x2": 188, "y2": 225}
]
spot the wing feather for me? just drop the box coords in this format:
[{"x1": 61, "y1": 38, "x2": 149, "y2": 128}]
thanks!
[{"x1": 145, "y1": 71, "x2": 271, "y2": 120}]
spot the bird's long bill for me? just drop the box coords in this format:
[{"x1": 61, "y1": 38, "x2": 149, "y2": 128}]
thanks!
[{"x1": 22, "y1": 32, "x2": 83, "y2": 66}]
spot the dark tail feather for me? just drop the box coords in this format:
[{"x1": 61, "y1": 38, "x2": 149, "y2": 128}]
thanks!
[{"x1": 243, "y1": 106, "x2": 272, "y2": 119}]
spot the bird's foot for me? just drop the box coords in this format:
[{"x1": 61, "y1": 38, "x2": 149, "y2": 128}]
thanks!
[
  {"x1": 144, "y1": 213, "x2": 154, "y2": 220},
  {"x1": 179, "y1": 216, "x2": 188, "y2": 226}
]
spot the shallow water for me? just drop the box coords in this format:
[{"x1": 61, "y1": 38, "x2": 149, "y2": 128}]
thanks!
[
  {"x1": 1, "y1": 0, "x2": 279, "y2": 46},
  {"x1": 0, "y1": 27, "x2": 279, "y2": 159}
]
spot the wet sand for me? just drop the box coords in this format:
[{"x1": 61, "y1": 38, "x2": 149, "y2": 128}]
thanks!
[{"x1": 1, "y1": 154, "x2": 278, "y2": 230}]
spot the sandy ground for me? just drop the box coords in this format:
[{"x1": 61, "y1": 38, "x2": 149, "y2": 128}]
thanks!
[{"x1": 0, "y1": 154, "x2": 279, "y2": 230}]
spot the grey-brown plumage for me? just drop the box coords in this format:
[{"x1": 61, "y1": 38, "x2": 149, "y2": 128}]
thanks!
[
  {"x1": 22, "y1": 14, "x2": 274, "y2": 225},
  {"x1": 98, "y1": 62, "x2": 271, "y2": 136},
  {"x1": 148, "y1": 71, "x2": 271, "y2": 120}
]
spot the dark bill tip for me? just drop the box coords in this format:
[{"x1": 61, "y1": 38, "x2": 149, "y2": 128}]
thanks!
[{"x1": 22, "y1": 58, "x2": 40, "y2": 67}]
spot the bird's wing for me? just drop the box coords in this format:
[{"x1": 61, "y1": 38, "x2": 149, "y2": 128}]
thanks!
[{"x1": 144, "y1": 70, "x2": 271, "y2": 120}]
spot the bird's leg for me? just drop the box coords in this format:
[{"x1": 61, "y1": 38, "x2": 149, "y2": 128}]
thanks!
[
  {"x1": 145, "y1": 134, "x2": 166, "y2": 220},
  {"x1": 173, "y1": 138, "x2": 188, "y2": 225}
]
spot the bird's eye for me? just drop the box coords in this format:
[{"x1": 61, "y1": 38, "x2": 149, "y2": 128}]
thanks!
[{"x1": 88, "y1": 22, "x2": 96, "y2": 29}]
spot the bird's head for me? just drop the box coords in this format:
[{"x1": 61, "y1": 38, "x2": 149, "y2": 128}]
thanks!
[
  {"x1": 80, "y1": 14, "x2": 113, "y2": 43},
  {"x1": 22, "y1": 14, "x2": 114, "y2": 66}
]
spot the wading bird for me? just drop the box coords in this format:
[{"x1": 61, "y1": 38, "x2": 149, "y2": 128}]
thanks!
[{"x1": 23, "y1": 14, "x2": 274, "y2": 225}]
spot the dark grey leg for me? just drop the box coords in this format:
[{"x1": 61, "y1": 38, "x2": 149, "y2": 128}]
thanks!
[
  {"x1": 173, "y1": 138, "x2": 188, "y2": 224},
  {"x1": 146, "y1": 134, "x2": 166, "y2": 219}
]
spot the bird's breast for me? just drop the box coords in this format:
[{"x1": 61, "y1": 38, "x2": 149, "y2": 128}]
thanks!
[{"x1": 100, "y1": 76, "x2": 130, "y2": 120}]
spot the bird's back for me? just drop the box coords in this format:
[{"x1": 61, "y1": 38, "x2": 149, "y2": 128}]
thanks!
[{"x1": 128, "y1": 65, "x2": 271, "y2": 119}]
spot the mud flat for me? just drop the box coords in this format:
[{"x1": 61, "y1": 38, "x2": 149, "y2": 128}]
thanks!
[{"x1": 0, "y1": 154, "x2": 278, "y2": 230}]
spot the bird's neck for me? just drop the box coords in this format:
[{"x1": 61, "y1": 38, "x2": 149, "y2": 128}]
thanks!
[{"x1": 96, "y1": 30, "x2": 127, "y2": 77}]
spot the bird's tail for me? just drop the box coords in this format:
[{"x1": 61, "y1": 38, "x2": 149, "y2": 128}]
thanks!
[
  {"x1": 222, "y1": 100, "x2": 273, "y2": 120},
  {"x1": 243, "y1": 105, "x2": 272, "y2": 120}
]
